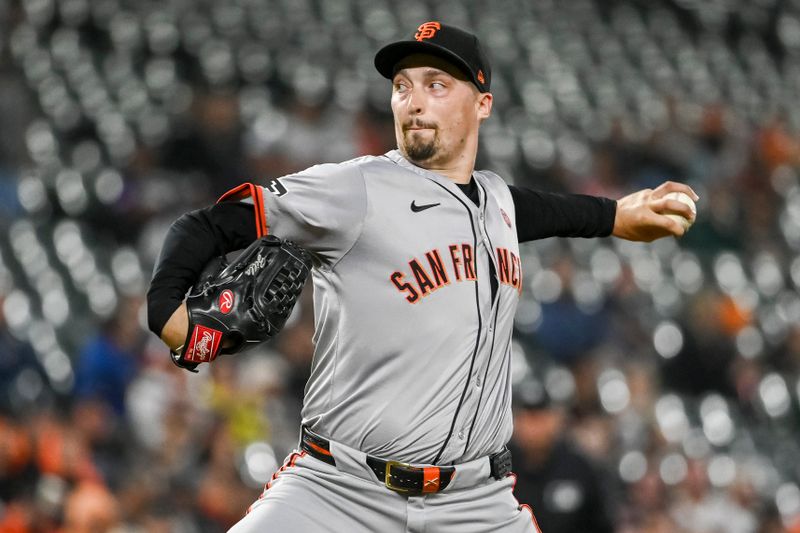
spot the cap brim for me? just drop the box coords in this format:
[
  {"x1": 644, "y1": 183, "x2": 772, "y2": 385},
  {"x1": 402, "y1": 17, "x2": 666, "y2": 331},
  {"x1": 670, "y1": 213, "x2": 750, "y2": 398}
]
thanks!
[{"x1": 374, "y1": 40, "x2": 476, "y2": 85}]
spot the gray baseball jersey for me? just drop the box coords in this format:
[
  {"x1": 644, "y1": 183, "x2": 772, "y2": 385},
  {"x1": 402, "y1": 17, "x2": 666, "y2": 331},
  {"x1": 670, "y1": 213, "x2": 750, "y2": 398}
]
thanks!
[{"x1": 260, "y1": 149, "x2": 523, "y2": 466}]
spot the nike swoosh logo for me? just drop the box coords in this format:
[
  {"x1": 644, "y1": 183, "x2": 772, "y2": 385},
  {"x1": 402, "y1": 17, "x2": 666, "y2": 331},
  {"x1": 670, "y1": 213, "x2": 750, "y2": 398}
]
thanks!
[{"x1": 410, "y1": 201, "x2": 441, "y2": 212}]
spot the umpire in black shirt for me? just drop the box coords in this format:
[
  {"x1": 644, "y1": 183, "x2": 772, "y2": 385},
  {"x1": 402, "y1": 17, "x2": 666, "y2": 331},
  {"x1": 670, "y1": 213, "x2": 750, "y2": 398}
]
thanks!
[{"x1": 511, "y1": 378, "x2": 615, "y2": 533}]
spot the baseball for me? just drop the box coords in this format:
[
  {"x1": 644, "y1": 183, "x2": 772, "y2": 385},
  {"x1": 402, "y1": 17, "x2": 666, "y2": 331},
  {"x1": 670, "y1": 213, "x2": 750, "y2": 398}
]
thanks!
[{"x1": 663, "y1": 191, "x2": 696, "y2": 232}]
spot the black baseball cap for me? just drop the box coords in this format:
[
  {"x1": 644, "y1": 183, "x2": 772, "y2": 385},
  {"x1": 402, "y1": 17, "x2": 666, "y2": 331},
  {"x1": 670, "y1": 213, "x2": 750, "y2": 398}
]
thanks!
[{"x1": 374, "y1": 22, "x2": 491, "y2": 93}]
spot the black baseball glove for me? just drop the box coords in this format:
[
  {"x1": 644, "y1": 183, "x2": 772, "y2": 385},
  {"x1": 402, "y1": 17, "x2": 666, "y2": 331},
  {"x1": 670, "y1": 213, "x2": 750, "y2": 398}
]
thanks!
[{"x1": 171, "y1": 235, "x2": 312, "y2": 372}]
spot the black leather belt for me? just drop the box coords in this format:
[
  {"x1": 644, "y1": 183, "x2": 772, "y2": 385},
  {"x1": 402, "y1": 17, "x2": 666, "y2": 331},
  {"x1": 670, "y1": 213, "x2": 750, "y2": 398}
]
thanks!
[{"x1": 300, "y1": 426, "x2": 512, "y2": 496}]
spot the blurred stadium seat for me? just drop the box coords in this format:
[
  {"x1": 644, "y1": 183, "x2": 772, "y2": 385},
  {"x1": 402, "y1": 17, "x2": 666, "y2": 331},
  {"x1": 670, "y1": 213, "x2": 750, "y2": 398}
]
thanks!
[{"x1": 1, "y1": 0, "x2": 800, "y2": 530}]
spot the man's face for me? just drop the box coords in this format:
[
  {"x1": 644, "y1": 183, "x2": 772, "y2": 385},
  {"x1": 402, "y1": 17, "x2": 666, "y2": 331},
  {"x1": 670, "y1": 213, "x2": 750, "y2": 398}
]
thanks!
[{"x1": 390, "y1": 54, "x2": 491, "y2": 168}]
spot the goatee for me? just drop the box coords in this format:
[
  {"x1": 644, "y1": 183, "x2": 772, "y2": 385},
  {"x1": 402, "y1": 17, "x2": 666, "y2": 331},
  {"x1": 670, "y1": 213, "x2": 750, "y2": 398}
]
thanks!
[
  {"x1": 402, "y1": 119, "x2": 439, "y2": 162},
  {"x1": 405, "y1": 136, "x2": 437, "y2": 161}
]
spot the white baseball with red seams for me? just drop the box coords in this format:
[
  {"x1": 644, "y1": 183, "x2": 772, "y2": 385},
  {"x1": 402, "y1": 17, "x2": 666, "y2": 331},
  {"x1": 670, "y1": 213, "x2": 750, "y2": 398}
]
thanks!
[{"x1": 663, "y1": 191, "x2": 696, "y2": 232}]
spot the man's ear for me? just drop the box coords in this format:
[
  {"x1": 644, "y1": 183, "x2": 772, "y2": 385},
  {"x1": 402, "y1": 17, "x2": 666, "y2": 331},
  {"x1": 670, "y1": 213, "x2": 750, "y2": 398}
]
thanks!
[{"x1": 477, "y1": 92, "x2": 493, "y2": 122}]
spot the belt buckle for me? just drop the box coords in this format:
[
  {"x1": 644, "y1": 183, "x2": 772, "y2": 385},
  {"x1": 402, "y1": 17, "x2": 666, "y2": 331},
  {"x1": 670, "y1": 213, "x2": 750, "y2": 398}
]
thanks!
[{"x1": 385, "y1": 460, "x2": 415, "y2": 494}]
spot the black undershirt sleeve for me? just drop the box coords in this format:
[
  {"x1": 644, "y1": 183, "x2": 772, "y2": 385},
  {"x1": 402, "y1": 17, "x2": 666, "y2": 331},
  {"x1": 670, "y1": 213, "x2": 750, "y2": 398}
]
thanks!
[
  {"x1": 146, "y1": 202, "x2": 257, "y2": 336},
  {"x1": 509, "y1": 185, "x2": 617, "y2": 243}
]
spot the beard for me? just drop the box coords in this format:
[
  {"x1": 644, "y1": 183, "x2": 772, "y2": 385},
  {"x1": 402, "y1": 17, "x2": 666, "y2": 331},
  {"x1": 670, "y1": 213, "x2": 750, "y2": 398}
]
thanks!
[{"x1": 401, "y1": 121, "x2": 439, "y2": 162}]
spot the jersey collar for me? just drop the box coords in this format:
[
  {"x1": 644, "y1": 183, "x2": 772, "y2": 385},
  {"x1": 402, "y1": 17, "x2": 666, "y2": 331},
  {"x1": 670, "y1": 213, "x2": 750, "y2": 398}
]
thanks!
[{"x1": 384, "y1": 150, "x2": 485, "y2": 210}]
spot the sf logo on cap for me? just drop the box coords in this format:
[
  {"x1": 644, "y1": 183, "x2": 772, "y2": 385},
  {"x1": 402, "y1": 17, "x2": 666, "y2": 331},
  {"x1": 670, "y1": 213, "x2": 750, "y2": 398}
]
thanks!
[{"x1": 415, "y1": 21, "x2": 441, "y2": 41}]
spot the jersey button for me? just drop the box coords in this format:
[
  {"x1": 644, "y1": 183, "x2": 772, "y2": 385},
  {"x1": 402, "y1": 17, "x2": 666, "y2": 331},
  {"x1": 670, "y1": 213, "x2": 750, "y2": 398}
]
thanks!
[
  {"x1": 458, "y1": 431, "x2": 465, "y2": 440},
  {"x1": 476, "y1": 377, "x2": 482, "y2": 387}
]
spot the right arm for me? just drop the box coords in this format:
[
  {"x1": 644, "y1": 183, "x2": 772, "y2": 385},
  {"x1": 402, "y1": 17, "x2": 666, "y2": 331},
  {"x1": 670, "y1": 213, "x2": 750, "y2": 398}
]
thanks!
[
  {"x1": 510, "y1": 181, "x2": 698, "y2": 243},
  {"x1": 509, "y1": 185, "x2": 617, "y2": 242}
]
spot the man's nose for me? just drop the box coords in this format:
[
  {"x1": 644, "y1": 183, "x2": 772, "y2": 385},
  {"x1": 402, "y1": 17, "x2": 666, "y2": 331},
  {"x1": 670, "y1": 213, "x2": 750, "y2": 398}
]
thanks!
[{"x1": 407, "y1": 87, "x2": 424, "y2": 115}]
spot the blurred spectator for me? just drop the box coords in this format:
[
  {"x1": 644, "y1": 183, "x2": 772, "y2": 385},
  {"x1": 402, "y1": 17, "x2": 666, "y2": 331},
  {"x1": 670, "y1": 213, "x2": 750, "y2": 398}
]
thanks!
[
  {"x1": 62, "y1": 482, "x2": 121, "y2": 533},
  {"x1": 618, "y1": 466, "x2": 680, "y2": 533},
  {"x1": 73, "y1": 297, "x2": 145, "y2": 417},
  {"x1": 1, "y1": 0, "x2": 800, "y2": 530},
  {"x1": 69, "y1": 397, "x2": 133, "y2": 490},
  {"x1": 196, "y1": 424, "x2": 256, "y2": 529},
  {"x1": 29, "y1": 409, "x2": 102, "y2": 486},
  {"x1": 0, "y1": 298, "x2": 49, "y2": 414},
  {"x1": 758, "y1": 119, "x2": 800, "y2": 173},
  {"x1": 670, "y1": 459, "x2": 757, "y2": 533},
  {"x1": 528, "y1": 257, "x2": 610, "y2": 366},
  {"x1": 511, "y1": 378, "x2": 615, "y2": 533},
  {"x1": 0, "y1": 415, "x2": 35, "y2": 502},
  {"x1": 161, "y1": 90, "x2": 245, "y2": 194},
  {"x1": 662, "y1": 289, "x2": 741, "y2": 396}
]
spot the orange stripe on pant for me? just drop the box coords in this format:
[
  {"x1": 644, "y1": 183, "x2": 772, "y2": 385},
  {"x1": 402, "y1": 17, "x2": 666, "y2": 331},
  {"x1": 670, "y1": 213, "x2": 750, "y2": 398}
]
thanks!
[
  {"x1": 510, "y1": 472, "x2": 542, "y2": 533},
  {"x1": 247, "y1": 451, "x2": 307, "y2": 515}
]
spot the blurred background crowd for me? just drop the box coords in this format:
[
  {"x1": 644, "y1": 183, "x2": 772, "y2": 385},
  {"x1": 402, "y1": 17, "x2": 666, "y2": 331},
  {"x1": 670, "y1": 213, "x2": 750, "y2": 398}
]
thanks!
[{"x1": 1, "y1": 0, "x2": 800, "y2": 531}]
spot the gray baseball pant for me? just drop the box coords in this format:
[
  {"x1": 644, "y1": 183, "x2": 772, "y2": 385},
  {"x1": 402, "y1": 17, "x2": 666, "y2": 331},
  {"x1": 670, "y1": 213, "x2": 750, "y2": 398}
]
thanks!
[{"x1": 228, "y1": 440, "x2": 541, "y2": 532}]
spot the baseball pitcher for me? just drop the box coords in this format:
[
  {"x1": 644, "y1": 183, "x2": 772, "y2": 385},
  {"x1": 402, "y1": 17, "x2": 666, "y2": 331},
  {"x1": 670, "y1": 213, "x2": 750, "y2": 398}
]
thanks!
[{"x1": 147, "y1": 22, "x2": 697, "y2": 532}]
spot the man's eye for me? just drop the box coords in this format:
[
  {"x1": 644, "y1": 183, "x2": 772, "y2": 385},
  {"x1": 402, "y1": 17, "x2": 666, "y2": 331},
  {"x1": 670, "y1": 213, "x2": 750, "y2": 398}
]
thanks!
[
  {"x1": 394, "y1": 83, "x2": 408, "y2": 92},
  {"x1": 431, "y1": 81, "x2": 445, "y2": 89}
]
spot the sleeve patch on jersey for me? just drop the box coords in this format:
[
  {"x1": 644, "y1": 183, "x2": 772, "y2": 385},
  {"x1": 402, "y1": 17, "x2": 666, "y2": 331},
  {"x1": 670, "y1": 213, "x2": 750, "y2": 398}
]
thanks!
[
  {"x1": 500, "y1": 208, "x2": 512, "y2": 228},
  {"x1": 265, "y1": 177, "x2": 288, "y2": 197}
]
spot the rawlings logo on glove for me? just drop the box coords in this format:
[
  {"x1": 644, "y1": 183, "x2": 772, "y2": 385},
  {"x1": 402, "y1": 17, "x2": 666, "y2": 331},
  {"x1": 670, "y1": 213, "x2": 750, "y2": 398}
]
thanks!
[
  {"x1": 171, "y1": 236, "x2": 312, "y2": 372},
  {"x1": 219, "y1": 290, "x2": 235, "y2": 314},
  {"x1": 183, "y1": 325, "x2": 222, "y2": 363}
]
